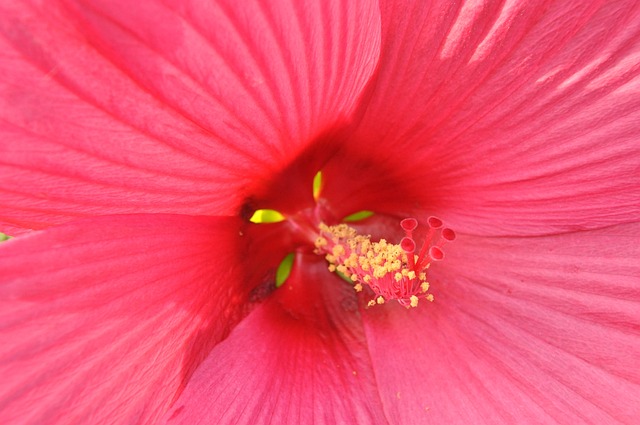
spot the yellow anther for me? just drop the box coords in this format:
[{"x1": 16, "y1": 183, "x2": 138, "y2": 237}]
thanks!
[
  {"x1": 350, "y1": 273, "x2": 359, "y2": 282},
  {"x1": 361, "y1": 239, "x2": 371, "y2": 252},
  {"x1": 373, "y1": 267, "x2": 387, "y2": 279},
  {"x1": 328, "y1": 264, "x2": 336, "y2": 272},
  {"x1": 376, "y1": 296, "x2": 385, "y2": 304},
  {"x1": 410, "y1": 295, "x2": 419, "y2": 308},
  {"x1": 426, "y1": 294, "x2": 434, "y2": 302},
  {"x1": 332, "y1": 244, "x2": 345, "y2": 257},
  {"x1": 345, "y1": 253, "x2": 359, "y2": 268},
  {"x1": 420, "y1": 281, "x2": 430, "y2": 293},
  {"x1": 390, "y1": 259, "x2": 401, "y2": 271},
  {"x1": 315, "y1": 237, "x2": 328, "y2": 247},
  {"x1": 354, "y1": 283, "x2": 363, "y2": 292},
  {"x1": 394, "y1": 272, "x2": 403, "y2": 282}
]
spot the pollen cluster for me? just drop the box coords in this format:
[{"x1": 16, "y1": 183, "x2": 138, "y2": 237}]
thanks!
[{"x1": 314, "y1": 218, "x2": 454, "y2": 308}]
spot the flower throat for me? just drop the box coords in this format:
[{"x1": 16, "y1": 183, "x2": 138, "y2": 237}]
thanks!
[{"x1": 250, "y1": 171, "x2": 455, "y2": 308}]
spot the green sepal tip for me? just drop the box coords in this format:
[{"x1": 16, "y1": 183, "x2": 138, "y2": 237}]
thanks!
[
  {"x1": 250, "y1": 209, "x2": 286, "y2": 224},
  {"x1": 343, "y1": 210, "x2": 374, "y2": 222},
  {"x1": 313, "y1": 171, "x2": 323, "y2": 201},
  {"x1": 276, "y1": 253, "x2": 296, "y2": 287}
]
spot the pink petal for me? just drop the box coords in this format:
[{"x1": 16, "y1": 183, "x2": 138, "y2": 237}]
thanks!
[
  {"x1": 0, "y1": 0, "x2": 380, "y2": 233},
  {"x1": 161, "y1": 256, "x2": 388, "y2": 425},
  {"x1": 361, "y1": 223, "x2": 640, "y2": 424},
  {"x1": 0, "y1": 214, "x2": 257, "y2": 424},
  {"x1": 352, "y1": 0, "x2": 640, "y2": 235}
]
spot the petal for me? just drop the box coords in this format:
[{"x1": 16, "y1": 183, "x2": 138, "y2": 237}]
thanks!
[
  {"x1": 362, "y1": 223, "x2": 640, "y2": 424},
  {"x1": 161, "y1": 256, "x2": 389, "y2": 425},
  {"x1": 0, "y1": 0, "x2": 380, "y2": 233},
  {"x1": 0, "y1": 214, "x2": 258, "y2": 424},
  {"x1": 352, "y1": 0, "x2": 640, "y2": 235}
]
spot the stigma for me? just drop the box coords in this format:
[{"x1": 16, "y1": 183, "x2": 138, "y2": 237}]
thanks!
[{"x1": 314, "y1": 217, "x2": 455, "y2": 308}]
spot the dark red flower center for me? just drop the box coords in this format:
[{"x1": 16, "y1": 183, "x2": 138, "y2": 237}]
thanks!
[{"x1": 246, "y1": 169, "x2": 455, "y2": 308}]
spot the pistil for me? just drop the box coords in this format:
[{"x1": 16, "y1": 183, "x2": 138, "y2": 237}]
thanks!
[{"x1": 314, "y1": 217, "x2": 455, "y2": 308}]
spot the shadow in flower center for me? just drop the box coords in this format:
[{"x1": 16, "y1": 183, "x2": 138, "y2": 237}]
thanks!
[{"x1": 237, "y1": 126, "x2": 449, "y2": 313}]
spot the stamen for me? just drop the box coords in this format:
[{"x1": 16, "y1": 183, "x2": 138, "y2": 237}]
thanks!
[{"x1": 315, "y1": 218, "x2": 455, "y2": 308}]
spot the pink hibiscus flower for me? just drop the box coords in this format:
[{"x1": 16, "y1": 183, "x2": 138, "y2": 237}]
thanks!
[{"x1": 1, "y1": 0, "x2": 639, "y2": 424}]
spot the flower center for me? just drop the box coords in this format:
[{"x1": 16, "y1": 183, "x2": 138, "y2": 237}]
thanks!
[
  {"x1": 313, "y1": 217, "x2": 455, "y2": 308},
  {"x1": 247, "y1": 170, "x2": 455, "y2": 308}
]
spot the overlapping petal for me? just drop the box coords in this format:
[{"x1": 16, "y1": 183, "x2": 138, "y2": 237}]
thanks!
[
  {"x1": 361, "y1": 223, "x2": 640, "y2": 424},
  {"x1": 0, "y1": 214, "x2": 257, "y2": 424},
  {"x1": 161, "y1": 257, "x2": 389, "y2": 425},
  {"x1": 351, "y1": 0, "x2": 640, "y2": 235},
  {"x1": 0, "y1": 0, "x2": 381, "y2": 234}
]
